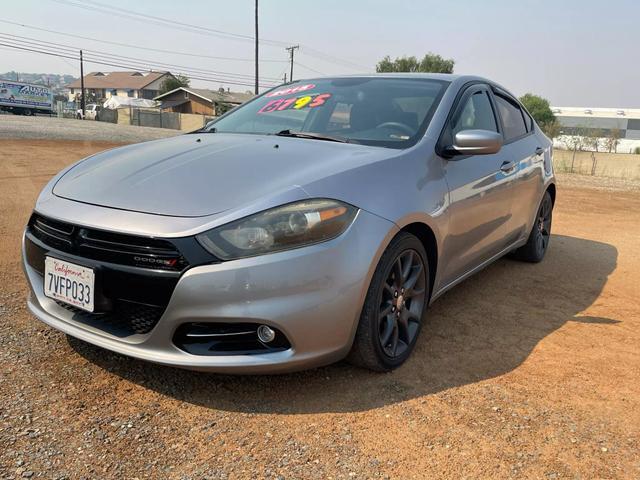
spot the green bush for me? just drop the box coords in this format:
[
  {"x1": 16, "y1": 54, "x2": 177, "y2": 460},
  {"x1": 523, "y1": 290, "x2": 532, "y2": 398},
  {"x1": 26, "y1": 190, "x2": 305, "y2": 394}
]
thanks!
[{"x1": 635, "y1": 147, "x2": 640, "y2": 154}]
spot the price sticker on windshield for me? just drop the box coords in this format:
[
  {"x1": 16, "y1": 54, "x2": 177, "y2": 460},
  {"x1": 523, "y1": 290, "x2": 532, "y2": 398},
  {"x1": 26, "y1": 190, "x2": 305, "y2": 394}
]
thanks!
[
  {"x1": 258, "y1": 93, "x2": 332, "y2": 114},
  {"x1": 265, "y1": 83, "x2": 316, "y2": 97}
]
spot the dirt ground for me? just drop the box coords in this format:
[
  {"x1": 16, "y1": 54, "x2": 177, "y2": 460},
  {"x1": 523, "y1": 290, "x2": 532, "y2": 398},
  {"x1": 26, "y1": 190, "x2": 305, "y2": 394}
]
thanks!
[{"x1": 1, "y1": 139, "x2": 639, "y2": 479}]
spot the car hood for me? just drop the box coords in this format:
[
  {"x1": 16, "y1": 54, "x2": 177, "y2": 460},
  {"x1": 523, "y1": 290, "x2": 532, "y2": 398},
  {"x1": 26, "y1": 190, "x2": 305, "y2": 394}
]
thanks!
[{"x1": 52, "y1": 133, "x2": 395, "y2": 217}]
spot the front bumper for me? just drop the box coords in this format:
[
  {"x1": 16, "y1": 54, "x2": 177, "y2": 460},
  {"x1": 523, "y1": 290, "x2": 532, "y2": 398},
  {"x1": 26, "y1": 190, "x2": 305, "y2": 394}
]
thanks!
[{"x1": 23, "y1": 210, "x2": 397, "y2": 373}]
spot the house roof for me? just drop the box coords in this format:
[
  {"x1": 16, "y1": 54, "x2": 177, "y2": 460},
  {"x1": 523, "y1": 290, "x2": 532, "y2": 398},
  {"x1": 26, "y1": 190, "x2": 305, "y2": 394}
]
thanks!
[
  {"x1": 66, "y1": 71, "x2": 172, "y2": 90},
  {"x1": 158, "y1": 98, "x2": 190, "y2": 109},
  {"x1": 155, "y1": 87, "x2": 254, "y2": 105}
]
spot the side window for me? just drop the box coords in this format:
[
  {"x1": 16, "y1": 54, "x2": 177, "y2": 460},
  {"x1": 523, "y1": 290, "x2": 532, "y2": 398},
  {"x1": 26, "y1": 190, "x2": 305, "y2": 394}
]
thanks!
[
  {"x1": 494, "y1": 94, "x2": 528, "y2": 140},
  {"x1": 451, "y1": 90, "x2": 497, "y2": 135}
]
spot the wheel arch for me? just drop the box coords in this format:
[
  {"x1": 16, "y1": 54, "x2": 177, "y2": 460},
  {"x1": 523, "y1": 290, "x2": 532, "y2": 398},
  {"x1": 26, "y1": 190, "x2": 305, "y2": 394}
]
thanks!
[
  {"x1": 546, "y1": 182, "x2": 556, "y2": 206},
  {"x1": 399, "y1": 222, "x2": 438, "y2": 301}
]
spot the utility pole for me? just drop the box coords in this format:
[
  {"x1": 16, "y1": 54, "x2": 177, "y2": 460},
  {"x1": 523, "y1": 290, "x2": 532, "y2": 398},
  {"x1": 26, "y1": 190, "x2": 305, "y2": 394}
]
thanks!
[
  {"x1": 79, "y1": 49, "x2": 85, "y2": 118},
  {"x1": 283, "y1": 73, "x2": 287, "y2": 84},
  {"x1": 285, "y1": 45, "x2": 299, "y2": 82},
  {"x1": 254, "y1": 0, "x2": 259, "y2": 95}
]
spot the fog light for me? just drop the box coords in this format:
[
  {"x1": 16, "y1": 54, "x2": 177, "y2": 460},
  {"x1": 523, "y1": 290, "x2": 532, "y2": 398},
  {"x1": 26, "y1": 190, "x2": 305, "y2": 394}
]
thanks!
[{"x1": 257, "y1": 324, "x2": 276, "y2": 343}]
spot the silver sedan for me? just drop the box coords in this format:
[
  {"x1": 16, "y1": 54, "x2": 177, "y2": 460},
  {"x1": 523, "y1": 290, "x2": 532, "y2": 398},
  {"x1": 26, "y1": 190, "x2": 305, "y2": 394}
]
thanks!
[{"x1": 22, "y1": 74, "x2": 555, "y2": 373}]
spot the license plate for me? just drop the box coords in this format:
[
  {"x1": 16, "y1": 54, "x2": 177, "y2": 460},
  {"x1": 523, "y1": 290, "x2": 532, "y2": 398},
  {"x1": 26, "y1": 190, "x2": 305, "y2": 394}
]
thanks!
[{"x1": 44, "y1": 257, "x2": 95, "y2": 312}]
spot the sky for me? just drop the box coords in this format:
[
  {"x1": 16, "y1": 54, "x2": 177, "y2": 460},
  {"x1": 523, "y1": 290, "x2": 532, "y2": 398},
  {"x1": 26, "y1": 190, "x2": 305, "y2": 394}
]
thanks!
[{"x1": 1, "y1": 0, "x2": 639, "y2": 107}]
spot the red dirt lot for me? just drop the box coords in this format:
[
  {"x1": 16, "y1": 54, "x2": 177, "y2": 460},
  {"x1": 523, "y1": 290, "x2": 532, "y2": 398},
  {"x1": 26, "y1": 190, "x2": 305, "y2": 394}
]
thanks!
[{"x1": 0, "y1": 139, "x2": 639, "y2": 479}]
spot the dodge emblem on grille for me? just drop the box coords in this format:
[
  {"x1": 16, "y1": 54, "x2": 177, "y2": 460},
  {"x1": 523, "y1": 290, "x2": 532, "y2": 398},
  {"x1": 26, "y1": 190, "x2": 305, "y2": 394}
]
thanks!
[{"x1": 134, "y1": 256, "x2": 178, "y2": 267}]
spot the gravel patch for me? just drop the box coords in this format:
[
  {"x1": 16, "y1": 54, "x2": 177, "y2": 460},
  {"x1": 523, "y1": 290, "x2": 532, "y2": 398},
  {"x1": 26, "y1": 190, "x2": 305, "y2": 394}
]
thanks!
[{"x1": 0, "y1": 115, "x2": 180, "y2": 143}]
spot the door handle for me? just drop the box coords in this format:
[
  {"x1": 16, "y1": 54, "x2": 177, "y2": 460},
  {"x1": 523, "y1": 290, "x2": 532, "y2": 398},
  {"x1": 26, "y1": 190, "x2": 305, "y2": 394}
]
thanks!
[
  {"x1": 535, "y1": 147, "x2": 544, "y2": 155},
  {"x1": 500, "y1": 161, "x2": 516, "y2": 173}
]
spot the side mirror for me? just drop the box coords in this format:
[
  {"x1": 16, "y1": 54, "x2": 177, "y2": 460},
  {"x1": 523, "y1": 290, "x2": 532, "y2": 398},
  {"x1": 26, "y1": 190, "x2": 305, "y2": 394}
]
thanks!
[{"x1": 448, "y1": 129, "x2": 503, "y2": 156}]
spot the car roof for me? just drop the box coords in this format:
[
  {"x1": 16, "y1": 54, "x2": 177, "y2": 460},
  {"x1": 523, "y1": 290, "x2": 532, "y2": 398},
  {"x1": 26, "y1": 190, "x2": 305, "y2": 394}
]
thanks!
[
  {"x1": 284, "y1": 73, "x2": 508, "y2": 96},
  {"x1": 287, "y1": 73, "x2": 488, "y2": 82}
]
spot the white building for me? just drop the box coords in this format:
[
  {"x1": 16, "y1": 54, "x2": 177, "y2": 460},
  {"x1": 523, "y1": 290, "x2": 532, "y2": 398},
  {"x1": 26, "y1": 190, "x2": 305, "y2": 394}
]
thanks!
[
  {"x1": 66, "y1": 71, "x2": 176, "y2": 102},
  {"x1": 552, "y1": 106, "x2": 640, "y2": 153}
]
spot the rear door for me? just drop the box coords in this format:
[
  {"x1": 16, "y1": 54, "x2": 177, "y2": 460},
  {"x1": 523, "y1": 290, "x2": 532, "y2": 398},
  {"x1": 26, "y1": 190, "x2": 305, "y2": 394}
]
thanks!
[
  {"x1": 439, "y1": 84, "x2": 516, "y2": 287},
  {"x1": 491, "y1": 89, "x2": 546, "y2": 243}
]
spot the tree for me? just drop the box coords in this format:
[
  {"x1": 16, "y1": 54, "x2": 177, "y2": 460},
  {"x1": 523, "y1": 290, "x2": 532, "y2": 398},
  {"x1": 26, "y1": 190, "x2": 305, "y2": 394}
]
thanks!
[
  {"x1": 604, "y1": 128, "x2": 621, "y2": 153},
  {"x1": 376, "y1": 53, "x2": 455, "y2": 74},
  {"x1": 586, "y1": 127, "x2": 603, "y2": 153},
  {"x1": 583, "y1": 127, "x2": 604, "y2": 176},
  {"x1": 541, "y1": 119, "x2": 562, "y2": 140},
  {"x1": 75, "y1": 91, "x2": 96, "y2": 105},
  {"x1": 519, "y1": 93, "x2": 560, "y2": 139},
  {"x1": 563, "y1": 125, "x2": 587, "y2": 173},
  {"x1": 519, "y1": 93, "x2": 555, "y2": 125},
  {"x1": 159, "y1": 74, "x2": 191, "y2": 94}
]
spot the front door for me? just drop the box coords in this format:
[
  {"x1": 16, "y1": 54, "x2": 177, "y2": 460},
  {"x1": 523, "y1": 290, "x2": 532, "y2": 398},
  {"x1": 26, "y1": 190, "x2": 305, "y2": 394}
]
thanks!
[{"x1": 439, "y1": 85, "x2": 516, "y2": 288}]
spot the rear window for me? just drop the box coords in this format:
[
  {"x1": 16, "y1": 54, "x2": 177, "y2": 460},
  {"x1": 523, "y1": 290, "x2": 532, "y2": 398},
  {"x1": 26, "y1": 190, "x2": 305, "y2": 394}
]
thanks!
[{"x1": 494, "y1": 94, "x2": 528, "y2": 140}]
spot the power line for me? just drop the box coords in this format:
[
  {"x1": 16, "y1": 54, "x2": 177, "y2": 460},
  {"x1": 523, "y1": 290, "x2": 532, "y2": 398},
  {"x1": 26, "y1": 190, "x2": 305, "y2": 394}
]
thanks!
[
  {"x1": 50, "y1": 0, "x2": 289, "y2": 46},
  {"x1": 0, "y1": 42, "x2": 277, "y2": 88},
  {"x1": 49, "y1": 0, "x2": 370, "y2": 71},
  {"x1": 0, "y1": 19, "x2": 288, "y2": 64},
  {"x1": 0, "y1": 32, "x2": 282, "y2": 81},
  {"x1": 299, "y1": 46, "x2": 369, "y2": 71},
  {"x1": 293, "y1": 61, "x2": 326, "y2": 76},
  {"x1": 0, "y1": 32, "x2": 282, "y2": 85}
]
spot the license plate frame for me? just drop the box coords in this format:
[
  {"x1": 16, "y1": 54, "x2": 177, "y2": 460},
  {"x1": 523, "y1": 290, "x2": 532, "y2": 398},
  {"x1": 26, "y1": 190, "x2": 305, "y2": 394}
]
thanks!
[{"x1": 44, "y1": 256, "x2": 95, "y2": 312}]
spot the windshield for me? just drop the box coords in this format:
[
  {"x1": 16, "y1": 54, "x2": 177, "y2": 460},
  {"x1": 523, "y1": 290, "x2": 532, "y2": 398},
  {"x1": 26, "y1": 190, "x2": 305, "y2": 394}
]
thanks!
[{"x1": 206, "y1": 77, "x2": 449, "y2": 148}]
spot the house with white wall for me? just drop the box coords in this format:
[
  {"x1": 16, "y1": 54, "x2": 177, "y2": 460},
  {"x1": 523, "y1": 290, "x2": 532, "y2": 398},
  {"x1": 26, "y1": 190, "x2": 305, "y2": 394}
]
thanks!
[{"x1": 66, "y1": 71, "x2": 176, "y2": 102}]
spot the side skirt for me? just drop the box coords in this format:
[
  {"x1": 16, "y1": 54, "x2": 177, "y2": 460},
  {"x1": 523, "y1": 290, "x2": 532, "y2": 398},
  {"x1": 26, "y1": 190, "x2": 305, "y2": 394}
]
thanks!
[{"x1": 429, "y1": 238, "x2": 527, "y2": 304}]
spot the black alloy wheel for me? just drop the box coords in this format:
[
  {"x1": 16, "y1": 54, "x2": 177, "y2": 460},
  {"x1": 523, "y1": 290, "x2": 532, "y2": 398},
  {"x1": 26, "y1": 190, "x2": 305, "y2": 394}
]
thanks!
[
  {"x1": 511, "y1": 190, "x2": 553, "y2": 263},
  {"x1": 349, "y1": 232, "x2": 429, "y2": 371},
  {"x1": 378, "y1": 249, "x2": 426, "y2": 358},
  {"x1": 535, "y1": 192, "x2": 552, "y2": 258}
]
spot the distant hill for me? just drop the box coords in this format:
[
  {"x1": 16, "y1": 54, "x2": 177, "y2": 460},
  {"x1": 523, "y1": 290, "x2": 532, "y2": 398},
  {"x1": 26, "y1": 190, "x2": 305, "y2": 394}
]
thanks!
[{"x1": 0, "y1": 72, "x2": 77, "y2": 95}]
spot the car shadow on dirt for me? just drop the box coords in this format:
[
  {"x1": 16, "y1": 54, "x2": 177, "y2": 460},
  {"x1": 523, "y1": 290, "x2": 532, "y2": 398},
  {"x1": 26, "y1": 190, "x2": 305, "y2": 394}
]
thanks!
[{"x1": 68, "y1": 234, "x2": 618, "y2": 414}]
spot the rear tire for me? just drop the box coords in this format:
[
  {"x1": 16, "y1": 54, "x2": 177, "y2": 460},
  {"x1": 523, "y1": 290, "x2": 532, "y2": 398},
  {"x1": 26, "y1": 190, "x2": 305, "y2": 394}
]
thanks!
[
  {"x1": 348, "y1": 232, "x2": 429, "y2": 371},
  {"x1": 511, "y1": 191, "x2": 553, "y2": 263}
]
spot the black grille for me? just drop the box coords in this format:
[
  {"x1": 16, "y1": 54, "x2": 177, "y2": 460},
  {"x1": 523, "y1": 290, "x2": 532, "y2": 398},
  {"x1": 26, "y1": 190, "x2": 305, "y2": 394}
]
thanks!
[
  {"x1": 29, "y1": 213, "x2": 188, "y2": 271},
  {"x1": 55, "y1": 300, "x2": 163, "y2": 336},
  {"x1": 25, "y1": 212, "x2": 220, "y2": 338}
]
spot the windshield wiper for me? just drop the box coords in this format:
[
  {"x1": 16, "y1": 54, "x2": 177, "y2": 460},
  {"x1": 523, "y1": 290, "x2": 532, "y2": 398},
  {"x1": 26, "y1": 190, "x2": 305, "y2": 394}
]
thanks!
[
  {"x1": 274, "y1": 129, "x2": 350, "y2": 143},
  {"x1": 189, "y1": 127, "x2": 217, "y2": 134}
]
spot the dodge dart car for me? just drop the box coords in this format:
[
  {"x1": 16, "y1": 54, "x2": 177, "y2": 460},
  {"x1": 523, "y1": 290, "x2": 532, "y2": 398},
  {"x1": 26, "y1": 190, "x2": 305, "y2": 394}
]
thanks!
[{"x1": 22, "y1": 74, "x2": 555, "y2": 373}]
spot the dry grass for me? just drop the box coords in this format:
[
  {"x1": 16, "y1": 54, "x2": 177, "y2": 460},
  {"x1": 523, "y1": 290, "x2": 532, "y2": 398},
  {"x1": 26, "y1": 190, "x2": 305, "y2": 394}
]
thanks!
[{"x1": 553, "y1": 149, "x2": 640, "y2": 179}]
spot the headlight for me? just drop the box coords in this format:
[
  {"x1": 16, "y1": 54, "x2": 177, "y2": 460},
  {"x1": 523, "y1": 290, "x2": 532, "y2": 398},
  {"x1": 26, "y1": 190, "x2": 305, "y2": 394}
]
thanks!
[{"x1": 196, "y1": 199, "x2": 358, "y2": 260}]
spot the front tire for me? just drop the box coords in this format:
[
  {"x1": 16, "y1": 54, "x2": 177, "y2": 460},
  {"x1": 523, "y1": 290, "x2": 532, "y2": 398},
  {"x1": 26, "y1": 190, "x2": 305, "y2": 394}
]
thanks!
[
  {"x1": 349, "y1": 232, "x2": 429, "y2": 371},
  {"x1": 512, "y1": 191, "x2": 553, "y2": 263}
]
